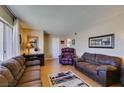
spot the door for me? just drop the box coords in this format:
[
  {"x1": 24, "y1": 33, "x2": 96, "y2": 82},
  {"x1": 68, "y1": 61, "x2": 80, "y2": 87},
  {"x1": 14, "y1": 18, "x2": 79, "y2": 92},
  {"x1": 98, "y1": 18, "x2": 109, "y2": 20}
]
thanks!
[{"x1": 51, "y1": 37, "x2": 60, "y2": 59}]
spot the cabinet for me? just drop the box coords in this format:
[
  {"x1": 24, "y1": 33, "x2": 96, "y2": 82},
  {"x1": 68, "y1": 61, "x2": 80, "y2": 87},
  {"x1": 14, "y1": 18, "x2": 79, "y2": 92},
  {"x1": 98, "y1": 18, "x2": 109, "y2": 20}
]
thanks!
[{"x1": 23, "y1": 54, "x2": 44, "y2": 66}]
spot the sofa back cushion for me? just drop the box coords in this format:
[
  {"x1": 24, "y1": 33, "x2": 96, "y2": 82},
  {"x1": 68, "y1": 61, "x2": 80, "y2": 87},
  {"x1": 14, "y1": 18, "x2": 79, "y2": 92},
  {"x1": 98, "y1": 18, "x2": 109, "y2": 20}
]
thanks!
[
  {"x1": 0, "y1": 66, "x2": 17, "y2": 86},
  {"x1": 2, "y1": 59, "x2": 22, "y2": 80},
  {"x1": 0, "y1": 74, "x2": 8, "y2": 87},
  {"x1": 95, "y1": 54, "x2": 122, "y2": 67},
  {"x1": 82, "y1": 52, "x2": 99, "y2": 65}
]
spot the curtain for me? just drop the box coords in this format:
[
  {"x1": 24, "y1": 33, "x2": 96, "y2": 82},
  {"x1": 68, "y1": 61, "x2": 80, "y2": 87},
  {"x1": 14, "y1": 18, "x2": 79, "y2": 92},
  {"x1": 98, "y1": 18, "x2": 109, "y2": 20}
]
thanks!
[{"x1": 12, "y1": 19, "x2": 20, "y2": 56}]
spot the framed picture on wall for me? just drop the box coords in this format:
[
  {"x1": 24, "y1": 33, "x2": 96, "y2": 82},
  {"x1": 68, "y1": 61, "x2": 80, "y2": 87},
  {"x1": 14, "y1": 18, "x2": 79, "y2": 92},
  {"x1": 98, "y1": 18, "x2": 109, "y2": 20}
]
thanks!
[
  {"x1": 60, "y1": 40, "x2": 64, "y2": 44},
  {"x1": 89, "y1": 34, "x2": 114, "y2": 48}
]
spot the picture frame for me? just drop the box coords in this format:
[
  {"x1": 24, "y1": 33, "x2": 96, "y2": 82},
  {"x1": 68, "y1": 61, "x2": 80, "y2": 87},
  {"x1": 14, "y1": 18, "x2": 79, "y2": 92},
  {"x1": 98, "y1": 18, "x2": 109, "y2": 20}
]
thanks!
[
  {"x1": 60, "y1": 40, "x2": 64, "y2": 44},
  {"x1": 89, "y1": 34, "x2": 114, "y2": 48}
]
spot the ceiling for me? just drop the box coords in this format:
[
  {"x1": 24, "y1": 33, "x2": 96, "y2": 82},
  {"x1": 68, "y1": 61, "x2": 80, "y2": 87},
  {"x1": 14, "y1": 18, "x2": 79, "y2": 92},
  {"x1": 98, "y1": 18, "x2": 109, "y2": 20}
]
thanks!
[{"x1": 8, "y1": 5, "x2": 124, "y2": 36}]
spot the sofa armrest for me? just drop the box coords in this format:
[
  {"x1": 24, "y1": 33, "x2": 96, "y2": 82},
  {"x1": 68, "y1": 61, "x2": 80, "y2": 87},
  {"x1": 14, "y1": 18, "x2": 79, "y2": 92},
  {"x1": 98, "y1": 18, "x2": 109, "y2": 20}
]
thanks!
[
  {"x1": 73, "y1": 58, "x2": 84, "y2": 66},
  {"x1": 97, "y1": 65, "x2": 118, "y2": 86}
]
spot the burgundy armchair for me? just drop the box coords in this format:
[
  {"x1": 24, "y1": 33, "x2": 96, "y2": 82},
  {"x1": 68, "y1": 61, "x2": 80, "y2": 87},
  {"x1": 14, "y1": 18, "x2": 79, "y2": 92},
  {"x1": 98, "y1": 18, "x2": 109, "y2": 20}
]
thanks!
[{"x1": 59, "y1": 47, "x2": 76, "y2": 65}]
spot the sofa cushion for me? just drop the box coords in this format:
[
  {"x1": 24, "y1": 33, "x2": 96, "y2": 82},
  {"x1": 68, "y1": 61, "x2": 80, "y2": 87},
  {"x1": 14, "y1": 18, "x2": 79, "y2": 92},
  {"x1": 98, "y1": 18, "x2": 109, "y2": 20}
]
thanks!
[
  {"x1": 25, "y1": 60, "x2": 40, "y2": 66},
  {"x1": 18, "y1": 70, "x2": 40, "y2": 84},
  {"x1": 76, "y1": 61, "x2": 89, "y2": 67},
  {"x1": 0, "y1": 74, "x2": 8, "y2": 87},
  {"x1": 23, "y1": 70, "x2": 40, "y2": 76},
  {"x1": 24, "y1": 65, "x2": 40, "y2": 72},
  {"x1": 76, "y1": 62, "x2": 97, "y2": 74},
  {"x1": 17, "y1": 80, "x2": 41, "y2": 87},
  {"x1": 2, "y1": 59, "x2": 22, "y2": 79},
  {"x1": 0, "y1": 66, "x2": 17, "y2": 86}
]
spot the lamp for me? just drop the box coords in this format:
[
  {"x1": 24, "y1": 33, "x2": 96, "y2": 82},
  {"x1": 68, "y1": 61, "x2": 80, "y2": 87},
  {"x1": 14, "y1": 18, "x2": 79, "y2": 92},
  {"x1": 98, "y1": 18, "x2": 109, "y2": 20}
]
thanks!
[{"x1": 26, "y1": 42, "x2": 33, "y2": 54}]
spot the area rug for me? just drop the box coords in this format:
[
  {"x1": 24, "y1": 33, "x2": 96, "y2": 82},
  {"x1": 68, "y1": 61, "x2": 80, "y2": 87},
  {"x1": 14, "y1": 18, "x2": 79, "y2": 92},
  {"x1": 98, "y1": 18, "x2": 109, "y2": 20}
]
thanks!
[{"x1": 48, "y1": 71, "x2": 90, "y2": 87}]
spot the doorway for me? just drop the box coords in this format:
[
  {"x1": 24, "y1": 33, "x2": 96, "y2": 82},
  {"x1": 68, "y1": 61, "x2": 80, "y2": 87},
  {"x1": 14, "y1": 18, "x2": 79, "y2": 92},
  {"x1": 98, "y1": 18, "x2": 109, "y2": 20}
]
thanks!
[{"x1": 51, "y1": 37, "x2": 60, "y2": 59}]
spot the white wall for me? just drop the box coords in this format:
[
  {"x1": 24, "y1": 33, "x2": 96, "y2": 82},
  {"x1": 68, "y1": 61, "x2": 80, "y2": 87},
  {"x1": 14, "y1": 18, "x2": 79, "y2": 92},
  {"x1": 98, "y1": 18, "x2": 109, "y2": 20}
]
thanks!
[{"x1": 70, "y1": 13, "x2": 124, "y2": 63}]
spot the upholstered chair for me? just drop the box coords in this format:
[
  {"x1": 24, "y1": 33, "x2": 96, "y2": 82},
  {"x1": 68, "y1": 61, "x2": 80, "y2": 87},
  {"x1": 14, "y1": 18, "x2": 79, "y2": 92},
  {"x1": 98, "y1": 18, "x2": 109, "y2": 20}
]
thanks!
[{"x1": 59, "y1": 47, "x2": 76, "y2": 65}]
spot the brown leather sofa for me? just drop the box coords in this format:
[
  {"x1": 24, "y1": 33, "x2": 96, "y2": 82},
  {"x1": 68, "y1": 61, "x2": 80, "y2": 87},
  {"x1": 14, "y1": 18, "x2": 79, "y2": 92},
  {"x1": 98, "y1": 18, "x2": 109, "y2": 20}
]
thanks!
[
  {"x1": 0, "y1": 56, "x2": 42, "y2": 87},
  {"x1": 74, "y1": 52, "x2": 122, "y2": 86},
  {"x1": 120, "y1": 65, "x2": 124, "y2": 86}
]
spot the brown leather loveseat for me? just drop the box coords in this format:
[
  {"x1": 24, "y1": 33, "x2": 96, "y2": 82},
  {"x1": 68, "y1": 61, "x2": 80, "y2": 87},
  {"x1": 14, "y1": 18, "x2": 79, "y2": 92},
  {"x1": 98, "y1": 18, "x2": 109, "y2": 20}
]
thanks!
[
  {"x1": 0, "y1": 56, "x2": 42, "y2": 87},
  {"x1": 74, "y1": 52, "x2": 122, "y2": 86}
]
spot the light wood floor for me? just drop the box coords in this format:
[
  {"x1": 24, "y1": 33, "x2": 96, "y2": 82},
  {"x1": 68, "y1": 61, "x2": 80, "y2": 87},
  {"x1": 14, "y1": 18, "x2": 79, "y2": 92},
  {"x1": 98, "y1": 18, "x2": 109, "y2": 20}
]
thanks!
[{"x1": 41, "y1": 59, "x2": 121, "y2": 87}]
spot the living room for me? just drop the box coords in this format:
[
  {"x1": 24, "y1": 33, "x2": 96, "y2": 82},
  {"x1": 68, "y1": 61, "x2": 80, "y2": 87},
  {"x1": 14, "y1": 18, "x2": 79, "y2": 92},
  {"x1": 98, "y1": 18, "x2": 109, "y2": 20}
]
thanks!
[{"x1": 0, "y1": 0, "x2": 124, "y2": 92}]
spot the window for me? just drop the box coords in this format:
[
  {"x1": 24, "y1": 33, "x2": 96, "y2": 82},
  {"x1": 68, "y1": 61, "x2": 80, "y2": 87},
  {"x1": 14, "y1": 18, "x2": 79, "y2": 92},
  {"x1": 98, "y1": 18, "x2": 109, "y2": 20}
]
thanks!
[
  {"x1": 0, "y1": 18, "x2": 20, "y2": 61},
  {"x1": 4, "y1": 24, "x2": 13, "y2": 60},
  {"x1": 0, "y1": 19, "x2": 13, "y2": 61},
  {"x1": 0, "y1": 21, "x2": 4, "y2": 61}
]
